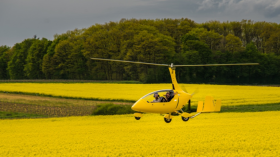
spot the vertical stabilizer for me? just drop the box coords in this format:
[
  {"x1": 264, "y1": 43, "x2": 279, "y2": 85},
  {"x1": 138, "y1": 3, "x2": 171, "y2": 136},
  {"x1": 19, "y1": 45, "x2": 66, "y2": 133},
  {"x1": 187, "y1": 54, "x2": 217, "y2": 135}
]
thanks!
[
  {"x1": 197, "y1": 101, "x2": 204, "y2": 112},
  {"x1": 196, "y1": 96, "x2": 222, "y2": 112},
  {"x1": 214, "y1": 99, "x2": 221, "y2": 112},
  {"x1": 203, "y1": 96, "x2": 215, "y2": 112}
]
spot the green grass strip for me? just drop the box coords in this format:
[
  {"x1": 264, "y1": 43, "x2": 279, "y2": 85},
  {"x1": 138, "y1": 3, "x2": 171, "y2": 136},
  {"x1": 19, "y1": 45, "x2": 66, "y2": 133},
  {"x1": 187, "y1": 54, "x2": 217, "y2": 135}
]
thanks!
[
  {"x1": 0, "y1": 91, "x2": 136, "y2": 103},
  {"x1": 0, "y1": 111, "x2": 47, "y2": 119}
]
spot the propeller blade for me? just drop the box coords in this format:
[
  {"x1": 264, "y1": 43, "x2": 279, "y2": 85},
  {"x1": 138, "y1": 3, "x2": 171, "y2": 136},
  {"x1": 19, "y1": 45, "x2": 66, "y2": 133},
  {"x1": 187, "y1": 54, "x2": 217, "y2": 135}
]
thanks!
[
  {"x1": 191, "y1": 88, "x2": 199, "y2": 96},
  {"x1": 174, "y1": 63, "x2": 259, "y2": 67},
  {"x1": 90, "y1": 58, "x2": 169, "y2": 66},
  {"x1": 181, "y1": 85, "x2": 188, "y2": 93}
]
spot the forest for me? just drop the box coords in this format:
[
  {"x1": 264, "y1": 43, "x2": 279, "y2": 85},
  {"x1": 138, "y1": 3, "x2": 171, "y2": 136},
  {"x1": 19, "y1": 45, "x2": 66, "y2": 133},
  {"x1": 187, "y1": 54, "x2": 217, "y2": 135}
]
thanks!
[{"x1": 0, "y1": 18, "x2": 280, "y2": 84}]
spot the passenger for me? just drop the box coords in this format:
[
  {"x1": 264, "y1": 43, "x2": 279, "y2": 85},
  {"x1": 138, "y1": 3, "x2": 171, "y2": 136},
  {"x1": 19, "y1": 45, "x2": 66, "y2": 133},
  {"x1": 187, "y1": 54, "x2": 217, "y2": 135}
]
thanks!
[{"x1": 152, "y1": 92, "x2": 162, "y2": 103}]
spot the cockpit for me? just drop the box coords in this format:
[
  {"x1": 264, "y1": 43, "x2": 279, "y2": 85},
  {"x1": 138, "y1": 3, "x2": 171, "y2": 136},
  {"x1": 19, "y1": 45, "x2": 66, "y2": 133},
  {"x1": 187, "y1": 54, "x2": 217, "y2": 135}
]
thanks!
[{"x1": 141, "y1": 89, "x2": 174, "y2": 103}]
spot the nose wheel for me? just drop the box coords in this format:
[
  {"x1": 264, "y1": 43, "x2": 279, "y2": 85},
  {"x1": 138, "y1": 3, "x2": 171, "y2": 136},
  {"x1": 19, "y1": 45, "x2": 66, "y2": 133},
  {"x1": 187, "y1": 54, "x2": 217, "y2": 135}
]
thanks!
[
  {"x1": 164, "y1": 114, "x2": 173, "y2": 123},
  {"x1": 134, "y1": 113, "x2": 143, "y2": 121}
]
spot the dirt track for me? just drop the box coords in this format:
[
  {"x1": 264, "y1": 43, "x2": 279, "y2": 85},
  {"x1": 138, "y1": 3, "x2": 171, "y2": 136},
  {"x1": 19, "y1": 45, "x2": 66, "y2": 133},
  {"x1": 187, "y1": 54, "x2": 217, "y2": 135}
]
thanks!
[
  {"x1": 0, "y1": 101, "x2": 96, "y2": 117},
  {"x1": 0, "y1": 93, "x2": 133, "y2": 117}
]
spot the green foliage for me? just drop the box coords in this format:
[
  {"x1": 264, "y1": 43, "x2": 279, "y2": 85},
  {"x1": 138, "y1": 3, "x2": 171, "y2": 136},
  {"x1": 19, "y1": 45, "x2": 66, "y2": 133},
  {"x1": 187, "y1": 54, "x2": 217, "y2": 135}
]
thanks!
[
  {"x1": 24, "y1": 38, "x2": 52, "y2": 79},
  {"x1": 0, "y1": 45, "x2": 10, "y2": 79},
  {"x1": 42, "y1": 32, "x2": 70, "y2": 79},
  {"x1": 0, "y1": 111, "x2": 45, "y2": 119},
  {"x1": 92, "y1": 104, "x2": 134, "y2": 115},
  {"x1": 7, "y1": 39, "x2": 36, "y2": 79},
  {"x1": 199, "y1": 30, "x2": 222, "y2": 50},
  {"x1": 225, "y1": 34, "x2": 243, "y2": 54},
  {"x1": 221, "y1": 103, "x2": 280, "y2": 113},
  {"x1": 2, "y1": 18, "x2": 280, "y2": 84},
  {"x1": 42, "y1": 29, "x2": 87, "y2": 79}
]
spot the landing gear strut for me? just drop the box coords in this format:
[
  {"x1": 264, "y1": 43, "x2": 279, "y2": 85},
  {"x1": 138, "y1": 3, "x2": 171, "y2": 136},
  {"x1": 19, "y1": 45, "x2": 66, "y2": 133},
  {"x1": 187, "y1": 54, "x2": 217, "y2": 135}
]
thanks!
[
  {"x1": 164, "y1": 114, "x2": 173, "y2": 123},
  {"x1": 176, "y1": 111, "x2": 192, "y2": 122}
]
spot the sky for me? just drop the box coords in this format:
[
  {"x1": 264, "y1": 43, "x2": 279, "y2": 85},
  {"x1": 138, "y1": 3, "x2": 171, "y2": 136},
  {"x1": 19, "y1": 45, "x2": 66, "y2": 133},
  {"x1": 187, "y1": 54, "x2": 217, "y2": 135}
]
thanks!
[{"x1": 1, "y1": 0, "x2": 280, "y2": 47}]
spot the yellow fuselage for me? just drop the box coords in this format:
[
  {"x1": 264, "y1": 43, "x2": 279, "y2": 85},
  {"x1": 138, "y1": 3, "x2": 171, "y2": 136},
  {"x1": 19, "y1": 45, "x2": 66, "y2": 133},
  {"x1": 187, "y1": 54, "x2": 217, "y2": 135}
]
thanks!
[
  {"x1": 132, "y1": 91, "x2": 191, "y2": 114},
  {"x1": 132, "y1": 67, "x2": 192, "y2": 114}
]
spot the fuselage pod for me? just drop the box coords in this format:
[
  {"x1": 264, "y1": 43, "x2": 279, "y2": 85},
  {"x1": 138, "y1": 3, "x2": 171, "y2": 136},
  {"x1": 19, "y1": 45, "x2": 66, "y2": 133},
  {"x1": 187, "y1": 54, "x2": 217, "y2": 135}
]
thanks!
[{"x1": 131, "y1": 89, "x2": 192, "y2": 114}]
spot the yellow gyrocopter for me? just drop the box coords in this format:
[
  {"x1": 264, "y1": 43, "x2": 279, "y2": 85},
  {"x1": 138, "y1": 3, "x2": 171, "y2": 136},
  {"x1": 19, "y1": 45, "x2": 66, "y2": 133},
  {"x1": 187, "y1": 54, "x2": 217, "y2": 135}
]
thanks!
[{"x1": 91, "y1": 58, "x2": 259, "y2": 123}]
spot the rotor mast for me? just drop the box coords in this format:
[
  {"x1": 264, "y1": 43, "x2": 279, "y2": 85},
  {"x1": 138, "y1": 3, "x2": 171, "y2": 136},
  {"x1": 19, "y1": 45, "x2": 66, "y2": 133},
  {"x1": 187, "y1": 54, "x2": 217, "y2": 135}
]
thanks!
[{"x1": 168, "y1": 64, "x2": 183, "y2": 91}]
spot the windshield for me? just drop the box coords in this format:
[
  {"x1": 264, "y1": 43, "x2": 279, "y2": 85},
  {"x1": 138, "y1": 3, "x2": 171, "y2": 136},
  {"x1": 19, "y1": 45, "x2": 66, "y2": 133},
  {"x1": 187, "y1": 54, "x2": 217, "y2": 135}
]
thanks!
[{"x1": 141, "y1": 89, "x2": 172, "y2": 102}]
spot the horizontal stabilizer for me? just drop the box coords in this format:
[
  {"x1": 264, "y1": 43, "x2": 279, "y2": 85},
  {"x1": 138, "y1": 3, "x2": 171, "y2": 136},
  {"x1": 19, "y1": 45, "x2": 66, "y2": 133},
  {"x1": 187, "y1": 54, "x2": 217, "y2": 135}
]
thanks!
[{"x1": 196, "y1": 96, "x2": 221, "y2": 112}]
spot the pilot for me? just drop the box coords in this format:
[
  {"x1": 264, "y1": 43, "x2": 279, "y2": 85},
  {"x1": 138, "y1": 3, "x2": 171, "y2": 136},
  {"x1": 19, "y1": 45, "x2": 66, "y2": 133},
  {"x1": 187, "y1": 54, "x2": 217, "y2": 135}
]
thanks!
[
  {"x1": 165, "y1": 92, "x2": 171, "y2": 102},
  {"x1": 165, "y1": 90, "x2": 175, "y2": 102},
  {"x1": 169, "y1": 90, "x2": 175, "y2": 99}
]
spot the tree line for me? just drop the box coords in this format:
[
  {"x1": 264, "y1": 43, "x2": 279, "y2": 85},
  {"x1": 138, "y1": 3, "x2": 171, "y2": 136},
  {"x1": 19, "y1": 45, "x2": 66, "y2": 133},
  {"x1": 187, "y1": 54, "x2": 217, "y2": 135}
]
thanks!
[{"x1": 0, "y1": 18, "x2": 280, "y2": 84}]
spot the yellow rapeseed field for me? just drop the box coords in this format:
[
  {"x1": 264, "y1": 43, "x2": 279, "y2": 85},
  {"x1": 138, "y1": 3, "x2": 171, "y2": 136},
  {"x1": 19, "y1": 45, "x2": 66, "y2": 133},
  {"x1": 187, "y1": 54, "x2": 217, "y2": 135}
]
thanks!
[
  {"x1": 0, "y1": 112, "x2": 280, "y2": 156},
  {"x1": 0, "y1": 83, "x2": 279, "y2": 106}
]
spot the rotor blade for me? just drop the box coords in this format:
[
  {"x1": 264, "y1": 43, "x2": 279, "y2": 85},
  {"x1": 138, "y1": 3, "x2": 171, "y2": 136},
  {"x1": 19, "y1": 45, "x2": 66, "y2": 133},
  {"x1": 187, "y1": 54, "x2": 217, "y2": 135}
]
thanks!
[
  {"x1": 174, "y1": 63, "x2": 259, "y2": 67},
  {"x1": 91, "y1": 58, "x2": 259, "y2": 67},
  {"x1": 90, "y1": 58, "x2": 169, "y2": 66}
]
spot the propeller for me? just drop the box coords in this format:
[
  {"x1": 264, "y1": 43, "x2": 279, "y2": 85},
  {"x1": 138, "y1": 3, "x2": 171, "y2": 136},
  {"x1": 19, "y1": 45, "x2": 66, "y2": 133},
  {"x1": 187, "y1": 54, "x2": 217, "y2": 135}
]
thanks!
[
  {"x1": 181, "y1": 85, "x2": 198, "y2": 96},
  {"x1": 181, "y1": 85, "x2": 188, "y2": 93},
  {"x1": 181, "y1": 85, "x2": 198, "y2": 112},
  {"x1": 191, "y1": 88, "x2": 199, "y2": 96},
  {"x1": 181, "y1": 85, "x2": 199, "y2": 112}
]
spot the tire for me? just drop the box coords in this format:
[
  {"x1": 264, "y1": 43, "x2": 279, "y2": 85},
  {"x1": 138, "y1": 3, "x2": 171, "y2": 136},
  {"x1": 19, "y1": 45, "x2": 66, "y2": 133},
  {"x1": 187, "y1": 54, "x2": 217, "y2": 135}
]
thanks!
[
  {"x1": 164, "y1": 117, "x2": 172, "y2": 123},
  {"x1": 181, "y1": 116, "x2": 190, "y2": 122},
  {"x1": 135, "y1": 117, "x2": 141, "y2": 120}
]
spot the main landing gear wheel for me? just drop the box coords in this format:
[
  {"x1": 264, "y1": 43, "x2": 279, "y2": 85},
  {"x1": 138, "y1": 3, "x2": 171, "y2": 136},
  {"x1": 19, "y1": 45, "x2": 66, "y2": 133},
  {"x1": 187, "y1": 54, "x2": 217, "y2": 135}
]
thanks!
[
  {"x1": 181, "y1": 116, "x2": 190, "y2": 122},
  {"x1": 164, "y1": 118, "x2": 172, "y2": 123},
  {"x1": 135, "y1": 117, "x2": 141, "y2": 120}
]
